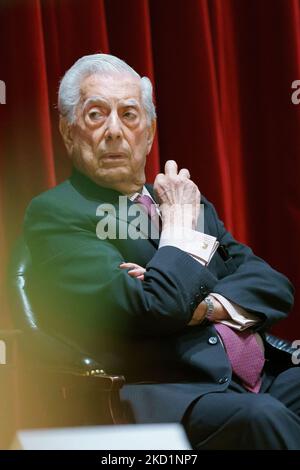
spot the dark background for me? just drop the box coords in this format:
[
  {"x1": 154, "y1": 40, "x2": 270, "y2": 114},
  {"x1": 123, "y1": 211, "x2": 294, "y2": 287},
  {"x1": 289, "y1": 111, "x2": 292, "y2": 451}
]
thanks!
[{"x1": 0, "y1": 0, "x2": 299, "y2": 339}]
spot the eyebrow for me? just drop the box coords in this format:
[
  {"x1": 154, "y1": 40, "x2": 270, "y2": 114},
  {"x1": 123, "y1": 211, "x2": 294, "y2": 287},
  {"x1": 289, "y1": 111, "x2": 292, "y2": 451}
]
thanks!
[
  {"x1": 82, "y1": 95, "x2": 108, "y2": 111},
  {"x1": 82, "y1": 96, "x2": 140, "y2": 112},
  {"x1": 121, "y1": 99, "x2": 140, "y2": 108}
]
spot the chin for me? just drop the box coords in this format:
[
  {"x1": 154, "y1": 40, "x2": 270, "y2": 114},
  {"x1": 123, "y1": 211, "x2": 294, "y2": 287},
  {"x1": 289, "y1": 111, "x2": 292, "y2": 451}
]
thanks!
[{"x1": 94, "y1": 168, "x2": 131, "y2": 186}]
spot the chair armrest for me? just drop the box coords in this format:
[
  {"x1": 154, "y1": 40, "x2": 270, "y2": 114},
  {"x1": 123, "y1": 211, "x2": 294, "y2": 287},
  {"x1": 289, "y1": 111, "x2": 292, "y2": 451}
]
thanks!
[
  {"x1": 27, "y1": 367, "x2": 126, "y2": 392},
  {"x1": 265, "y1": 333, "x2": 296, "y2": 355},
  {"x1": 22, "y1": 366, "x2": 125, "y2": 392},
  {"x1": 16, "y1": 363, "x2": 126, "y2": 427},
  {"x1": 19, "y1": 328, "x2": 104, "y2": 372},
  {"x1": 1, "y1": 329, "x2": 125, "y2": 390},
  {"x1": 264, "y1": 333, "x2": 298, "y2": 372}
]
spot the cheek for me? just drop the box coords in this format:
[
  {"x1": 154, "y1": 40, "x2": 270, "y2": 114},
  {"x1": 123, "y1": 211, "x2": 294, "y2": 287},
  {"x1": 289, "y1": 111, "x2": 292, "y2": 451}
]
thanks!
[
  {"x1": 130, "y1": 129, "x2": 149, "y2": 152},
  {"x1": 74, "y1": 124, "x2": 99, "y2": 149}
]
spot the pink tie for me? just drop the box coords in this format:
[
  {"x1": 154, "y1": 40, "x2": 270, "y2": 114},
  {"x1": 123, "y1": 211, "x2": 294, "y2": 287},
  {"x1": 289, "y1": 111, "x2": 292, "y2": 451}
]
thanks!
[
  {"x1": 214, "y1": 323, "x2": 265, "y2": 393},
  {"x1": 135, "y1": 194, "x2": 157, "y2": 218},
  {"x1": 135, "y1": 194, "x2": 161, "y2": 232}
]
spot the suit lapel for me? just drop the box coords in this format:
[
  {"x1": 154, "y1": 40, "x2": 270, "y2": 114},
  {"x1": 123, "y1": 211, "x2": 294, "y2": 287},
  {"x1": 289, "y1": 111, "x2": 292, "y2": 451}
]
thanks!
[{"x1": 70, "y1": 169, "x2": 159, "y2": 248}]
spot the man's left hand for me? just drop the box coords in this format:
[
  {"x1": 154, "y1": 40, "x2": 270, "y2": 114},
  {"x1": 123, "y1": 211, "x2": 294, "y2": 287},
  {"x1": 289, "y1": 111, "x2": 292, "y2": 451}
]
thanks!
[
  {"x1": 188, "y1": 296, "x2": 231, "y2": 325},
  {"x1": 120, "y1": 262, "x2": 146, "y2": 281}
]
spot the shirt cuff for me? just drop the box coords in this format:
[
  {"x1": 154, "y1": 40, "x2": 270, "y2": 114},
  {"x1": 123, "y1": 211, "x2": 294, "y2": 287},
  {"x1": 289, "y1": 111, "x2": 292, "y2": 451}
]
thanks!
[
  {"x1": 210, "y1": 293, "x2": 261, "y2": 331},
  {"x1": 159, "y1": 226, "x2": 219, "y2": 266}
]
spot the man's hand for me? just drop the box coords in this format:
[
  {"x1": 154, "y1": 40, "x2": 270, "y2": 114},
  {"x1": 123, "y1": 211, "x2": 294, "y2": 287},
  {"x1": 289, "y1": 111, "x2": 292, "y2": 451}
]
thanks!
[
  {"x1": 154, "y1": 160, "x2": 201, "y2": 230},
  {"x1": 120, "y1": 262, "x2": 146, "y2": 281},
  {"x1": 188, "y1": 296, "x2": 231, "y2": 326}
]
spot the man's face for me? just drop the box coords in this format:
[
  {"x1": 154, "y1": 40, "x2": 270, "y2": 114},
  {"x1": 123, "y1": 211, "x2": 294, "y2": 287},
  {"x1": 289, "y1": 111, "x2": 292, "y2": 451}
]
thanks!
[{"x1": 60, "y1": 73, "x2": 155, "y2": 194}]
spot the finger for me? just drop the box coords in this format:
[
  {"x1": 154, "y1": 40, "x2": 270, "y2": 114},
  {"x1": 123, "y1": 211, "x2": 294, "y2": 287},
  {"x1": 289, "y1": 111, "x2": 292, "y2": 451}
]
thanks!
[
  {"x1": 178, "y1": 168, "x2": 190, "y2": 179},
  {"x1": 120, "y1": 262, "x2": 142, "y2": 270},
  {"x1": 128, "y1": 270, "x2": 145, "y2": 279},
  {"x1": 128, "y1": 268, "x2": 146, "y2": 275},
  {"x1": 153, "y1": 173, "x2": 165, "y2": 189},
  {"x1": 165, "y1": 160, "x2": 178, "y2": 176},
  {"x1": 127, "y1": 271, "x2": 140, "y2": 278},
  {"x1": 129, "y1": 273, "x2": 145, "y2": 281}
]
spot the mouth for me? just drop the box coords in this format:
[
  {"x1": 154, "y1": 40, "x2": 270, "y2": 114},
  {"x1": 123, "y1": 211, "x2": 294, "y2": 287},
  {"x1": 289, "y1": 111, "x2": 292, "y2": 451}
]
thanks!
[{"x1": 101, "y1": 153, "x2": 128, "y2": 162}]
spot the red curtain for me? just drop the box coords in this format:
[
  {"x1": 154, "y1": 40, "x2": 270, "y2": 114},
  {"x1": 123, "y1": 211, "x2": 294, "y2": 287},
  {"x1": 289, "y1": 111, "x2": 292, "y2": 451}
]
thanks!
[{"x1": 1, "y1": 0, "x2": 300, "y2": 339}]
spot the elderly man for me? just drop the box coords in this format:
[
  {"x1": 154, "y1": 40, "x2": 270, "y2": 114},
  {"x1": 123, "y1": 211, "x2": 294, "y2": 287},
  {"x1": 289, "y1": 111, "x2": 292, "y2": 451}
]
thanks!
[{"x1": 24, "y1": 53, "x2": 300, "y2": 449}]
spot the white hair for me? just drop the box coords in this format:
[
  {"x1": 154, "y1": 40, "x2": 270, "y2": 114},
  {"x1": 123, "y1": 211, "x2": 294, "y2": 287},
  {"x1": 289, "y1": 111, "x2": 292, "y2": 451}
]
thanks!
[{"x1": 58, "y1": 53, "x2": 156, "y2": 124}]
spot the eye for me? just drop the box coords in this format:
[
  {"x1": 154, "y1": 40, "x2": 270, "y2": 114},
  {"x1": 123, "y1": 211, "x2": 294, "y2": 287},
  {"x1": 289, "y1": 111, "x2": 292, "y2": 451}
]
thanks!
[
  {"x1": 88, "y1": 110, "x2": 103, "y2": 121},
  {"x1": 123, "y1": 111, "x2": 137, "y2": 120}
]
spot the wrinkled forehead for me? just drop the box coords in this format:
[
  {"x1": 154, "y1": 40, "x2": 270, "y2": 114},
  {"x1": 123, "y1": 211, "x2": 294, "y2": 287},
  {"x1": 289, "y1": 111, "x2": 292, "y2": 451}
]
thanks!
[{"x1": 79, "y1": 73, "x2": 143, "y2": 105}]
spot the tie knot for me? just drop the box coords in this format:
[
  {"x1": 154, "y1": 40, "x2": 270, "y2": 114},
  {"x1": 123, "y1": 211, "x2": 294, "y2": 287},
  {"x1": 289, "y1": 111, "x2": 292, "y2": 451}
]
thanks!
[
  {"x1": 135, "y1": 193, "x2": 161, "y2": 235},
  {"x1": 135, "y1": 194, "x2": 156, "y2": 218}
]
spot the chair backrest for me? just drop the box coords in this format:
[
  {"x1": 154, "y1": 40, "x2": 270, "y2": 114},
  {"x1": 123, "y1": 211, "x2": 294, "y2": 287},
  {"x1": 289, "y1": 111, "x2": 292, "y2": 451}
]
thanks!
[
  {"x1": 8, "y1": 237, "x2": 39, "y2": 332},
  {"x1": 7, "y1": 237, "x2": 102, "y2": 371}
]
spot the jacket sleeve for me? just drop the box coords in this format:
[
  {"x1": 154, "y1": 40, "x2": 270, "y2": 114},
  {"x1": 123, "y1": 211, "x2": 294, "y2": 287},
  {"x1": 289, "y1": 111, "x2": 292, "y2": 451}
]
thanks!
[
  {"x1": 204, "y1": 198, "x2": 294, "y2": 331},
  {"x1": 24, "y1": 196, "x2": 219, "y2": 337}
]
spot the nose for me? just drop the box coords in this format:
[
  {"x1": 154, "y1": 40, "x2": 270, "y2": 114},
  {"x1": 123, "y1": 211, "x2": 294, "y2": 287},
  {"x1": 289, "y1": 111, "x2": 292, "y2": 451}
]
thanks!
[{"x1": 104, "y1": 111, "x2": 122, "y2": 141}]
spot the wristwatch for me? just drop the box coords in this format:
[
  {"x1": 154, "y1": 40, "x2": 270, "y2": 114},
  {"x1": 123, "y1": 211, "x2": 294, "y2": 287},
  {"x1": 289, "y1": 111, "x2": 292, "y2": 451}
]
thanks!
[{"x1": 203, "y1": 295, "x2": 214, "y2": 321}]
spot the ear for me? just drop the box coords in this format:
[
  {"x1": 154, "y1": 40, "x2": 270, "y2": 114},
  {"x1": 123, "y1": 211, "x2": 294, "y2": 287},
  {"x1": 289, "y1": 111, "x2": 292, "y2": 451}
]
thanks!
[
  {"x1": 59, "y1": 115, "x2": 74, "y2": 156},
  {"x1": 146, "y1": 119, "x2": 156, "y2": 154}
]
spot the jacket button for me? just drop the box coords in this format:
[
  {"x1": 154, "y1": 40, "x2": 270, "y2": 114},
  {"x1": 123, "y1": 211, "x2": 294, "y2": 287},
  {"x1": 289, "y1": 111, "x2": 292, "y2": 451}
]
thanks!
[
  {"x1": 199, "y1": 286, "x2": 208, "y2": 296},
  {"x1": 208, "y1": 336, "x2": 218, "y2": 345},
  {"x1": 218, "y1": 377, "x2": 229, "y2": 384}
]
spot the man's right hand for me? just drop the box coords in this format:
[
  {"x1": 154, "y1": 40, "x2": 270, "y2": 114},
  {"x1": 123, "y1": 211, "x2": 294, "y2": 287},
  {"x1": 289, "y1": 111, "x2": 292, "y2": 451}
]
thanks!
[{"x1": 154, "y1": 160, "x2": 201, "y2": 230}]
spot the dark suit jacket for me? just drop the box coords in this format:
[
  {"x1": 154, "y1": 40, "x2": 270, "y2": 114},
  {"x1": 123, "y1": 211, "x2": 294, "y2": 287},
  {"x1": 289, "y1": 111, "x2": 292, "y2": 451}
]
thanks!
[{"x1": 24, "y1": 168, "x2": 294, "y2": 422}]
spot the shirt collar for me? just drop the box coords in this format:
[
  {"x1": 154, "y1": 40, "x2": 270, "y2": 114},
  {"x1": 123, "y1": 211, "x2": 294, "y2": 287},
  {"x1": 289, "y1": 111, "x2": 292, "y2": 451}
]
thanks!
[{"x1": 128, "y1": 186, "x2": 154, "y2": 202}]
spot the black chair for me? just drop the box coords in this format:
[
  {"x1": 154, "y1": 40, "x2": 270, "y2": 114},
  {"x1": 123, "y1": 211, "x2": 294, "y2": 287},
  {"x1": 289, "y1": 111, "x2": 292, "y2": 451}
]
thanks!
[
  {"x1": 3, "y1": 239, "x2": 126, "y2": 448},
  {"x1": 3, "y1": 238, "x2": 297, "y2": 447}
]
